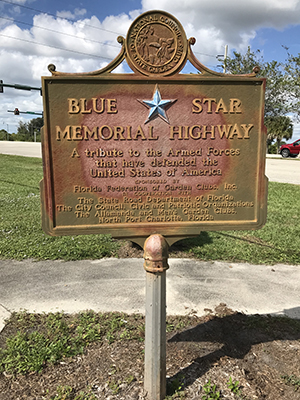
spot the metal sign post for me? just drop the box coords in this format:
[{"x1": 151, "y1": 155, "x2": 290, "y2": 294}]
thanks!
[{"x1": 144, "y1": 234, "x2": 169, "y2": 400}]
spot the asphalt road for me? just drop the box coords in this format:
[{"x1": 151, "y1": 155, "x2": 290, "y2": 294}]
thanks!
[
  {"x1": 0, "y1": 141, "x2": 299, "y2": 184},
  {"x1": 0, "y1": 140, "x2": 42, "y2": 158},
  {"x1": 265, "y1": 156, "x2": 300, "y2": 185}
]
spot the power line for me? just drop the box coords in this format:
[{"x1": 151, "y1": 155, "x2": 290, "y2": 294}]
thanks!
[
  {"x1": 0, "y1": 33, "x2": 114, "y2": 60},
  {"x1": 1, "y1": 14, "x2": 217, "y2": 60},
  {"x1": 195, "y1": 52, "x2": 219, "y2": 59},
  {"x1": 0, "y1": 16, "x2": 121, "y2": 49},
  {"x1": 0, "y1": 0, "x2": 123, "y2": 36},
  {"x1": 0, "y1": 0, "x2": 218, "y2": 62}
]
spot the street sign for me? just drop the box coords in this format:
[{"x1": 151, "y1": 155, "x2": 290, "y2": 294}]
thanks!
[
  {"x1": 40, "y1": 10, "x2": 267, "y2": 245},
  {"x1": 7, "y1": 109, "x2": 43, "y2": 115}
]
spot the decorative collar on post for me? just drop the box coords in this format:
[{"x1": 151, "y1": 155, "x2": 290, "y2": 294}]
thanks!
[{"x1": 143, "y1": 234, "x2": 169, "y2": 274}]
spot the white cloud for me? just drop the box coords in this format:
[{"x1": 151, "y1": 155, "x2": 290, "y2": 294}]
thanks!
[
  {"x1": 56, "y1": 8, "x2": 87, "y2": 20},
  {"x1": 140, "y1": 0, "x2": 300, "y2": 59},
  {"x1": 74, "y1": 8, "x2": 87, "y2": 17},
  {"x1": 56, "y1": 10, "x2": 76, "y2": 20},
  {"x1": 0, "y1": 9, "x2": 131, "y2": 133},
  {"x1": 10, "y1": 0, "x2": 28, "y2": 4}
]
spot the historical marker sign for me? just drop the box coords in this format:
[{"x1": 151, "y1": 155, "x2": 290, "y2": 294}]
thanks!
[{"x1": 40, "y1": 10, "x2": 267, "y2": 244}]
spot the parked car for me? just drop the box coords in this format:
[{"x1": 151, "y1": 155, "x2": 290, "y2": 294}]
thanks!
[{"x1": 280, "y1": 139, "x2": 300, "y2": 158}]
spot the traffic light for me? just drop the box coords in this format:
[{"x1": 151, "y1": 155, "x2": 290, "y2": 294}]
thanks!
[
  {"x1": 0, "y1": 80, "x2": 3, "y2": 93},
  {"x1": 14, "y1": 108, "x2": 20, "y2": 115}
]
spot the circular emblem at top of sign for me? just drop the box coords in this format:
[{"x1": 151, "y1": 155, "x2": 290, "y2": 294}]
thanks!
[{"x1": 125, "y1": 10, "x2": 188, "y2": 76}]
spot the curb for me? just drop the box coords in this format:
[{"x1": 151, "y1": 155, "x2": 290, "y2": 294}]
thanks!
[{"x1": 0, "y1": 304, "x2": 11, "y2": 332}]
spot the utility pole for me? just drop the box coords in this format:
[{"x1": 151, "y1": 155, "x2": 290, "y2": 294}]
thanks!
[
  {"x1": 223, "y1": 45, "x2": 228, "y2": 73},
  {"x1": 217, "y1": 45, "x2": 228, "y2": 73},
  {"x1": 2, "y1": 122, "x2": 9, "y2": 140}
]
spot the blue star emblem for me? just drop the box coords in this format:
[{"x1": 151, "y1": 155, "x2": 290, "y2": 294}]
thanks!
[{"x1": 139, "y1": 85, "x2": 176, "y2": 124}]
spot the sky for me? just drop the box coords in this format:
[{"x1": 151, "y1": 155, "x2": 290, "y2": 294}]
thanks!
[{"x1": 1, "y1": 0, "x2": 300, "y2": 140}]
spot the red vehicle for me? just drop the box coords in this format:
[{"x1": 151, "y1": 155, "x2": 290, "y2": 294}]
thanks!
[{"x1": 280, "y1": 139, "x2": 300, "y2": 158}]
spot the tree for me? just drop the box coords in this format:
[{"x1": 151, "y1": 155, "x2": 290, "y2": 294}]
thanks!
[
  {"x1": 262, "y1": 60, "x2": 289, "y2": 118},
  {"x1": 224, "y1": 47, "x2": 264, "y2": 75},
  {"x1": 225, "y1": 47, "x2": 289, "y2": 118},
  {"x1": 16, "y1": 117, "x2": 43, "y2": 142},
  {"x1": 225, "y1": 47, "x2": 294, "y2": 151},
  {"x1": 265, "y1": 115, "x2": 293, "y2": 153},
  {"x1": 27, "y1": 117, "x2": 43, "y2": 142},
  {"x1": 283, "y1": 51, "x2": 300, "y2": 120},
  {"x1": 16, "y1": 121, "x2": 30, "y2": 141},
  {"x1": 0, "y1": 129, "x2": 9, "y2": 140}
]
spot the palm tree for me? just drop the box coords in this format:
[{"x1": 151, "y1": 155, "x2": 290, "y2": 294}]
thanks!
[{"x1": 265, "y1": 115, "x2": 293, "y2": 153}]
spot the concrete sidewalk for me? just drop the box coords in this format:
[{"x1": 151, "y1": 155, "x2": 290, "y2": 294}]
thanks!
[{"x1": 1, "y1": 258, "x2": 300, "y2": 331}]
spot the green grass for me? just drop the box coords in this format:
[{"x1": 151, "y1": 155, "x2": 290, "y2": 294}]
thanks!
[
  {"x1": 0, "y1": 154, "x2": 299, "y2": 264},
  {"x1": 175, "y1": 181, "x2": 300, "y2": 264},
  {"x1": 201, "y1": 379, "x2": 221, "y2": 399},
  {"x1": 1, "y1": 310, "x2": 300, "y2": 398},
  {"x1": 282, "y1": 374, "x2": 300, "y2": 391},
  {"x1": 48, "y1": 386, "x2": 98, "y2": 400},
  {"x1": 0, "y1": 311, "x2": 144, "y2": 375},
  {"x1": 0, "y1": 154, "x2": 119, "y2": 260}
]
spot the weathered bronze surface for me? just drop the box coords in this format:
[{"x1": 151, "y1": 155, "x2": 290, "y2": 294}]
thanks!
[
  {"x1": 40, "y1": 10, "x2": 267, "y2": 245},
  {"x1": 143, "y1": 234, "x2": 169, "y2": 273},
  {"x1": 125, "y1": 11, "x2": 188, "y2": 76}
]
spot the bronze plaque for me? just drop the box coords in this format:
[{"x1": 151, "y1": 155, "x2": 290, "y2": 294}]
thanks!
[
  {"x1": 41, "y1": 11, "x2": 267, "y2": 244},
  {"x1": 125, "y1": 11, "x2": 188, "y2": 76}
]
